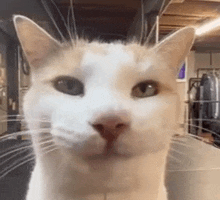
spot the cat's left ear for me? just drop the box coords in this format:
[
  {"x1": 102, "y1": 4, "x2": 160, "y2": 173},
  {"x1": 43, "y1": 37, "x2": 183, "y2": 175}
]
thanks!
[
  {"x1": 154, "y1": 27, "x2": 195, "y2": 71},
  {"x1": 13, "y1": 15, "x2": 62, "y2": 69}
]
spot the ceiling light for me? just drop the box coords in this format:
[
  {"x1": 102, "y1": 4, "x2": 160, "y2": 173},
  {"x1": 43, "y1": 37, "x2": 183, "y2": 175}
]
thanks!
[
  {"x1": 196, "y1": 17, "x2": 220, "y2": 36},
  {"x1": 171, "y1": 0, "x2": 185, "y2": 3}
]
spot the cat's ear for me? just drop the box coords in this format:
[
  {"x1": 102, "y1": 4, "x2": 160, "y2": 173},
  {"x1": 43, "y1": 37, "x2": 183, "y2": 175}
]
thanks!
[
  {"x1": 13, "y1": 15, "x2": 62, "y2": 68},
  {"x1": 154, "y1": 27, "x2": 195, "y2": 71}
]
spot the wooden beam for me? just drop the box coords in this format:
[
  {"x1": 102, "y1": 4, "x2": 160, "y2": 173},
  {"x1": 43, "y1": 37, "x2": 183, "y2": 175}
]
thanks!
[
  {"x1": 127, "y1": 0, "x2": 172, "y2": 42},
  {"x1": 54, "y1": 0, "x2": 140, "y2": 9},
  {"x1": 165, "y1": 1, "x2": 220, "y2": 17},
  {"x1": 160, "y1": 15, "x2": 199, "y2": 26}
]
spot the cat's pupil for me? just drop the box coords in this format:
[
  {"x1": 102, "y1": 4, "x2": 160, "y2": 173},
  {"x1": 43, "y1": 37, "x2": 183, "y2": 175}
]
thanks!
[
  {"x1": 67, "y1": 80, "x2": 74, "y2": 90},
  {"x1": 139, "y1": 83, "x2": 147, "y2": 93}
]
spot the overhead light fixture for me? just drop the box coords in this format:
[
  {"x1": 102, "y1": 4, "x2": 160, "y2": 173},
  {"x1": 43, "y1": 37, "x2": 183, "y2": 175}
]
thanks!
[
  {"x1": 196, "y1": 17, "x2": 220, "y2": 36},
  {"x1": 171, "y1": 0, "x2": 185, "y2": 3}
]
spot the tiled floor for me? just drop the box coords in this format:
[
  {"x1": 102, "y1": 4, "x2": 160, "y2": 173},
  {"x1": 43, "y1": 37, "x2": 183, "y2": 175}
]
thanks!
[
  {"x1": 167, "y1": 136, "x2": 220, "y2": 200},
  {"x1": 1, "y1": 137, "x2": 220, "y2": 200}
]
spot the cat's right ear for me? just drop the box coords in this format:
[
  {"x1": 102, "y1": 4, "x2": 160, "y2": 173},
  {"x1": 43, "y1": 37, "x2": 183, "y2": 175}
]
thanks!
[{"x1": 13, "y1": 15, "x2": 62, "y2": 69}]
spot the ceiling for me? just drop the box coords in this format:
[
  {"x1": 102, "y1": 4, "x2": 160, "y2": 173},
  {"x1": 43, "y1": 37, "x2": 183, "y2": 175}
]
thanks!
[
  {"x1": 160, "y1": 0, "x2": 220, "y2": 52},
  {"x1": 1, "y1": 0, "x2": 220, "y2": 52},
  {"x1": 50, "y1": 0, "x2": 170, "y2": 42},
  {"x1": 50, "y1": 0, "x2": 220, "y2": 51}
]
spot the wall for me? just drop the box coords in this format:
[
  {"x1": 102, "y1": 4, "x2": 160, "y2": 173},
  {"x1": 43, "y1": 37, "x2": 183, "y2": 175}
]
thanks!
[
  {"x1": 177, "y1": 51, "x2": 220, "y2": 135},
  {"x1": 195, "y1": 52, "x2": 220, "y2": 77},
  {"x1": 0, "y1": 31, "x2": 9, "y2": 135}
]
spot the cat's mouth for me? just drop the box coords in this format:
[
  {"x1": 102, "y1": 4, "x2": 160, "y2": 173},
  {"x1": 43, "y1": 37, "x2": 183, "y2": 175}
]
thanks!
[
  {"x1": 85, "y1": 140, "x2": 132, "y2": 161},
  {"x1": 103, "y1": 138, "x2": 116, "y2": 155},
  {"x1": 51, "y1": 128, "x2": 135, "y2": 159}
]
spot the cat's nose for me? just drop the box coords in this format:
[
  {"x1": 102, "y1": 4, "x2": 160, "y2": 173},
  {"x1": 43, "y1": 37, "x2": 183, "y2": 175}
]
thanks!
[{"x1": 92, "y1": 115, "x2": 130, "y2": 142}]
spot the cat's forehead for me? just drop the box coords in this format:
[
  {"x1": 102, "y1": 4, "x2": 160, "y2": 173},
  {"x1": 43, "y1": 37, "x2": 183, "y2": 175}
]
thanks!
[
  {"x1": 39, "y1": 41, "x2": 164, "y2": 83},
  {"x1": 54, "y1": 42, "x2": 153, "y2": 76},
  {"x1": 82, "y1": 43, "x2": 135, "y2": 69}
]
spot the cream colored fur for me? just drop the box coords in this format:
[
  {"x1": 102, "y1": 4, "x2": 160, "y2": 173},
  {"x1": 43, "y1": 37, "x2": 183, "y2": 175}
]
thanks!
[{"x1": 13, "y1": 15, "x2": 195, "y2": 200}]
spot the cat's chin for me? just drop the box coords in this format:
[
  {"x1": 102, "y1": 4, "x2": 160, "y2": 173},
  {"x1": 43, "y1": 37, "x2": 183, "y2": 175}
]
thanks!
[{"x1": 84, "y1": 152, "x2": 133, "y2": 161}]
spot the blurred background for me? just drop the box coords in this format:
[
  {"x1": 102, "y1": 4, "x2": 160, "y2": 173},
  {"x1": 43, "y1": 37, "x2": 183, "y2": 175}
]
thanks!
[{"x1": 1, "y1": 0, "x2": 220, "y2": 199}]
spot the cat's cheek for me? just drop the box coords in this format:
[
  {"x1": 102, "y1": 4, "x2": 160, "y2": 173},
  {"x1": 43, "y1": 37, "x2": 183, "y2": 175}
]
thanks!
[
  {"x1": 116, "y1": 130, "x2": 169, "y2": 156},
  {"x1": 51, "y1": 129, "x2": 106, "y2": 156}
]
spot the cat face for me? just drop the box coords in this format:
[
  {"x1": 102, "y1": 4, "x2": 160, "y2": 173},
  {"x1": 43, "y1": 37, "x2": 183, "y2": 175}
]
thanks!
[{"x1": 13, "y1": 15, "x2": 195, "y2": 160}]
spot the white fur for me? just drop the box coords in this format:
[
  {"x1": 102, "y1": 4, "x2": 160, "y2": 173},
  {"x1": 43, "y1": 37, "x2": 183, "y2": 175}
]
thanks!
[{"x1": 13, "y1": 15, "x2": 195, "y2": 200}]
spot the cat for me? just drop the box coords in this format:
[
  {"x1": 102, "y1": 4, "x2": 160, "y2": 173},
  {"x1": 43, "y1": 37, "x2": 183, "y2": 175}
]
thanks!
[{"x1": 13, "y1": 15, "x2": 195, "y2": 200}]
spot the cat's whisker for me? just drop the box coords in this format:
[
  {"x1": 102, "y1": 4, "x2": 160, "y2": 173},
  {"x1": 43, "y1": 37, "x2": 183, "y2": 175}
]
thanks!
[
  {"x1": 70, "y1": 0, "x2": 78, "y2": 41},
  {"x1": 0, "y1": 118, "x2": 50, "y2": 123},
  {"x1": 186, "y1": 118, "x2": 220, "y2": 135},
  {"x1": 38, "y1": 144, "x2": 57, "y2": 153},
  {"x1": 187, "y1": 118, "x2": 220, "y2": 123},
  {"x1": 0, "y1": 137, "x2": 53, "y2": 160},
  {"x1": 171, "y1": 136, "x2": 187, "y2": 141},
  {"x1": 0, "y1": 152, "x2": 35, "y2": 179},
  {"x1": 0, "y1": 128, "x2": 51, "y2": 141},
  {"x1": 0, "y1": 148, "x2": 31, "y2": 167},
  {"x1": 170, "y1": 139, "x2": 197, "y2": 149},
  {"x1": 183, "y1": 133, "x2": 214, "y2": 148},
  {"x1": 140, "y1": 0, "x2": 145, "y2": 44},
  {"x1": 67, "y1": 5, "x2": 76, "y2": 44},
  {"x1": 172, "y1": 122, "x2": 216, "y2": 141},
  {"x1": 174, "y1": 132, "x2": 204, "y2": 141},
  {"x1": 184, "y1": 122, "x2": 219, "y2": 139},
  {"x1": 169, "y1": 147, "x2": 186, "y2": 155},
  {"x1": 0, "y1": 114, "x2": 24, "y2": 119},
  {"x1": 170, "y1": 132, "x2": 214, "y2": 154},
  {"x1": 0, "y1": 156, "x2": 35, "y2": 179},
  {"x1": 0, "y1": 144, "x2": 32, "y2": 160},
  {"x1": 184, "y1": 132, "x2": 205, "y2": 140},
  {"x1": 37, "y1": 140, "x2": 55, "y2": 149},
  {"x1": 0, "y1": 145, "x2": 58, "y2": 179},
  {"x1": 167, "y1": 167, "x2": 220, "y2": 172},
  {"x1": 184, "y1": 132, "x2": 215, "y2": 146},
  {"x1": 167, "y1": 154, "x2": 182, "y2": 163},
  {"x1": 41, "y1": 0, "x2": 67, "y2": 42},
  {"x1": 67, "y1": 6, "x2": 72, "y2": 39},
  {"x1": 33, "y1": 144, "x2": 58, "y2": 160},
  {"x1": 11, "y1": 12, "x2": 197, "y2": 198},
  {"x1": 4, "y1": 118, "x2": 50, "y2": 122},
  {"x1": 0, "y1": 130, "x2": 31, "y2": 140},
  {"x1": 48, "y1": 0, "x2": 73, "y2": 41}
]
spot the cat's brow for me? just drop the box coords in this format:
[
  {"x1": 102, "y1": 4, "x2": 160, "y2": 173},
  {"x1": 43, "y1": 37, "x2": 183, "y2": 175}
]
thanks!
[
  {"x1": 137, "y1": 64, "x2": 170, "y2": 75},
  {"x1": 139, "y1": 64, "x2": 154, "y2": 72}
]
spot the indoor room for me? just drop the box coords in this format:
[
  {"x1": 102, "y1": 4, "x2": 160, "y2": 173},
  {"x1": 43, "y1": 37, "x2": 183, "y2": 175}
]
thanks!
[{"x1": 1, "y1": 0, "x2": 220, "y2": 200}]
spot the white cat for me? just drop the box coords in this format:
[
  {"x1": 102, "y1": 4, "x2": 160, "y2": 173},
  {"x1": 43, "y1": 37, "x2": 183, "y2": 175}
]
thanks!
[{"x1": 13, "y1": 15, "x2": 195, "y2": 200}]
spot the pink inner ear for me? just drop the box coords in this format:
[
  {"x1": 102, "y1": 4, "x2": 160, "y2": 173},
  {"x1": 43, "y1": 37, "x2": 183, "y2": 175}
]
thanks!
[
  {"x1": 25, "y1": 50, "x2": 47, "y2": 68},
  {"x1": 23, "y1": 39, "x2": 55, "y2": 68},
  {"x1": 14, "y1": 16, "x2": 61, "y2": 69}
]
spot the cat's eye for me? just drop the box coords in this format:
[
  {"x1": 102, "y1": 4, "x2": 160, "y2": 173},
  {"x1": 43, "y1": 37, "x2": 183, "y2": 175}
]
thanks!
[
  {"x1": 54, "y1": 76, "x2": 84, "y2": 96},
  {"x1": 132, "y1": 81, "x2": 158, "y2": 98}
]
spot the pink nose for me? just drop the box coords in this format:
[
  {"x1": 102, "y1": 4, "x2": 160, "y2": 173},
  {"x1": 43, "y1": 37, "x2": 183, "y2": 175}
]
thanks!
[{"x1": 92, "y1": 116, "x2": 129, "y2": 142}]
